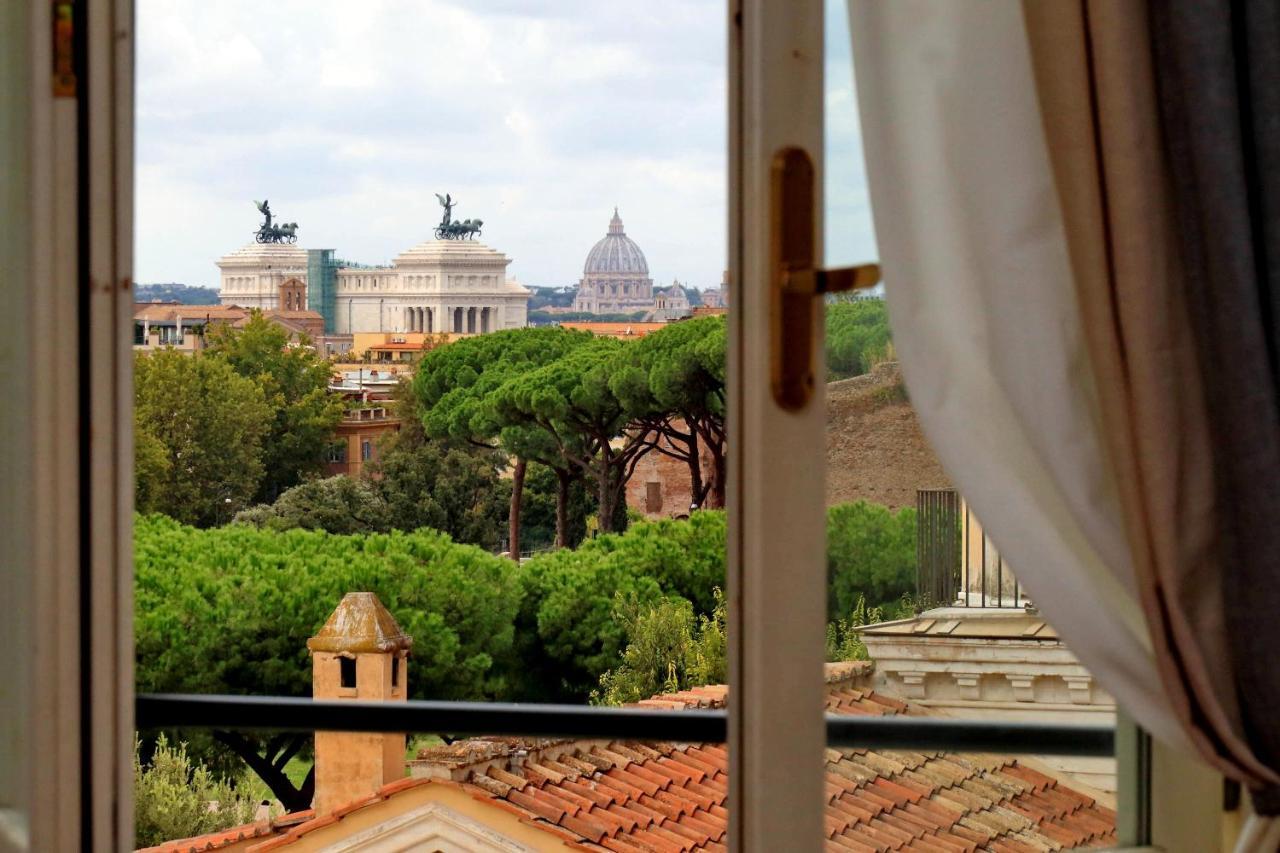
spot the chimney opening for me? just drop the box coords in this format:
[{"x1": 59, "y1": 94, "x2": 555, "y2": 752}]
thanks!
[
  {"x1": 339, "y1": 656, "x2": 356, "y2": 688},
  {"x1": 391, "y1": 656, "x2": 400, "y2": 688}
]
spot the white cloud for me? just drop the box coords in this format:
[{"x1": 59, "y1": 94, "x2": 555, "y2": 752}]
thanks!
[{"x1": 135, "y1": 0, "x2": 872, "y2": 290}]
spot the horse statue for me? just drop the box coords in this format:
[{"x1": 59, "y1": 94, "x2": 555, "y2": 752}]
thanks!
[{"x1": 433, "y1": 192, "x2": 482, "y2": 240}]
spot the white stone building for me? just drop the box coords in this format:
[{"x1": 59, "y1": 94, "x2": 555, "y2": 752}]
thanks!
[
  {"x1": 572, "y1": 209, "x2": 655, "y2": 314},
  {"x1": 218, "y1": 237, "x2": 530, "y2": 335}
]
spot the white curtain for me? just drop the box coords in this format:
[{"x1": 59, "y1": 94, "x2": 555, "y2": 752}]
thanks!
[{"x1": 844, "y1": 0, "x2": 1188, "y2": 751}]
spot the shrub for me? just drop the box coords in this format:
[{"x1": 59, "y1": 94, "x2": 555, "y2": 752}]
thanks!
[
  {"x1": 594, "y1": 588, "x2": 728, "y2": 706},
  {"x1": 826, "y1": 501, "x2": 917, "y2": 618},
  {"x1": 825, "y1": 300, "x2": 893, "y2": 380},
  {"x1": 508, "y1": 511, "x2": 726, "y2": 702},
  {"x1": 134, "y1": 734, "x2": 261, "y2": 849}
]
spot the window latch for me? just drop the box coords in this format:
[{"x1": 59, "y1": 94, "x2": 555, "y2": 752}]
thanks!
[{"x1": 770, "y1": 146, "x2": 881, "y2": 411}]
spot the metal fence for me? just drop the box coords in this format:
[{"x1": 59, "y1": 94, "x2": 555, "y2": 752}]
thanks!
[
  {"x1": 917, "y1": 488, "x2": 1025, "y2": 609},
  {"x1": 916, "y1": 488, "x2": 962, "y2": 608}
]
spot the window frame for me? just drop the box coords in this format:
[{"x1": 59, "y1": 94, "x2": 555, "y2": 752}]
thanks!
[{"x1": 14, "y1": 0, "x2": 1220, "y2": 848}]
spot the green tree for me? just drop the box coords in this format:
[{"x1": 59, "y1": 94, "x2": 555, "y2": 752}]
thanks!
[
  {"x1": 415, "y1": 327, "x2": 592, "y2": 554},
  {"x1": 508, "y1": 511, "x2": 726, "y2": 701},
  {"x1": 825, "y1": 300, "x2": 893, "y2": 380},
  {"x1": 205, "y1": 313, "x2": 344, "y2": 501},
  {"x1": 134, "y1": 514, "x2": 522, "y2": 807},
  {"x1": 489, "y1": 336, "x2": 654, "y2": 534},
  {"x1": 134, "y1": 349, "x2": 272, "y2": 526},
  {"x1": 233, "y1": 475, "x2": 389, "y2": 535},
  {"x1": 134, "y1": 410, "x2": 171, "y2": 515},
  {"x1": 593, "y1": 589, "x2": 727, "y2": 706},
  {"x1": 826, "y1": 500, "x2": 917, "y2": 617},
  {"x1": 371, "y1": 439, "x2": 511, "y2": 550},
  {"x1": 362, "y1": 377, "x2": 512, "y2": 549},
  {"x1": 610, "y1": 316, "x2": 728, "y2": 507},
  {"x1": 520, "y1": 461, "x2": 592, "y2": 551},
  {"x1": 133, "y1": 734, "x2": 260, "y2": 849}
]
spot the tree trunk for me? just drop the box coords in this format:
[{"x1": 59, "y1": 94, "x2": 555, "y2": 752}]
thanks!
[
  {"x1": 685, "y1": 429, "x2": 704, "y2": 510},
  {"x1": 709, "y1": 447, "x2": 726, "y2": 508},
  {"x1": 509, "y1": 457, "x2": 526, "y2": 559},
  {"x1": 597, "y1": 457, "x2": 615, "y2": 533},
  {"x1": 555, "y1": 468, "x2": 571, "y2": 548}
]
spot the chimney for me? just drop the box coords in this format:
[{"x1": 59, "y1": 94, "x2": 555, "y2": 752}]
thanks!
[{"x1": 307, "y1": 592, "x2": 412, "y2": 815}]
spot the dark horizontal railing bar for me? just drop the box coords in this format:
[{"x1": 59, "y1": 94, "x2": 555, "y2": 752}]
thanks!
[{"x1": 136, "y1": 694, "x2": 1114, "y2": 757}]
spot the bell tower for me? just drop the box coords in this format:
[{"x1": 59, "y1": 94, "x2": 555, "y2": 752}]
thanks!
[
  {"x1": 307, "y1": 592, "x2": 412, "y2": 815},
  {"x1": 279, "y1": 276, "x2": 306, "y2": 311}
]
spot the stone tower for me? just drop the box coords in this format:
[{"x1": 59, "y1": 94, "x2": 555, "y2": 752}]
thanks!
[
  {"x1": 278, "y1": 276, "x2": 305, "y2": 311},
  {"x1": 307, "y1": 592, "x2": 412, "y2": 815}
]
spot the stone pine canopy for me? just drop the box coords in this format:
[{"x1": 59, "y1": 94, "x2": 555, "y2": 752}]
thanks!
[
  {"x1": 583, "y1": 208, "x2": 649, "y2": 276},
  {"x1": 307, "y1": 592, "x2": 413, "y2": 654}
]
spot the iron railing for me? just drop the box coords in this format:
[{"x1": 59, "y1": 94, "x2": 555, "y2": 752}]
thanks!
[
  {"x1": 917, "y1": 488, "x2": 1025, "y2": 608},
  {"x1": 916, "y1": 488, "x2": 962, "y2": 607},
  {"x1": 135, "y1": 694, "x2": 1114, "y2": 757}
]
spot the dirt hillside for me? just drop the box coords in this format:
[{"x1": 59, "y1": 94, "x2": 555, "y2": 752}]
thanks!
[{"x1": 825, "y1": 362, "x2": 952, "y2": 510}]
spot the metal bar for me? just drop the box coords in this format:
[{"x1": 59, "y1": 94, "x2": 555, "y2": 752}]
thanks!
[
  {"x1": 134, "y1": 694, "x2": 1115, "y2": 757},
  {"x1": 997, "y1": 549, "x2": 1003, "y2": 607}
]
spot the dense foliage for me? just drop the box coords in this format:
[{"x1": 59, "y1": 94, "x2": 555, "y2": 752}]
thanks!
[
  {"x1": 134, "y1": 349, "x2": 272, "y2": 526},
  {"x1": 135, "y1": 499, "x2": 916, "y2": 797},
  {"x1": 133, "y1": 735, "x2": 260, "y2": 849},
  {"x1": 205, "y1": 314, "x2": 344, "y2": 502},
  {"x1": 609, "y1": 316, "x2": 727, "y2": 507},
  {"x1": 135, "y1": 514, "x2": 520, "y2": 703},
  {"x1": 593, "y1": 589, "x2": 727, "y2": 706},
  {"x1": 825, "y1": 299, "x2": 893, "y2": 381},
  {"x1": 521, "y1": 461, "x2": 593, "y2": 552},
  {"x1": 134, "y1": 282, "x2": 222, "y2": 304},
  {"x1": 509, "y1": 511, "x2": 727, "y2": 701},
  {"x1": 134, "y1": 312, "x2": 343, "y2": 524},
  {"x1": 415, "y1": 326, "x2": 594, "y2": 553},
  {"x1": 826, "y1": 500, "x2": 917, "y2": 616},
  {"x1": 233, "y1": 476, "x2": 389, "y2": 535}
]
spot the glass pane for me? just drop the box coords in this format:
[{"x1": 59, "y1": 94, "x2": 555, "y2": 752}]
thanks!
[
  {"x1": 133, "y1": 0, "x2": 728, "y2": 847},
  {"x1": 822, "y1": 2, "x2": 1118, "y2": 848}
]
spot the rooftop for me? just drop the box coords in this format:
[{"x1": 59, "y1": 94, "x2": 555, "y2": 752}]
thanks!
[
  {"x1": 306, "y1": 592, "x2": 413, "y2": 655},
  {"x1": 559, "y1": 321, "x2": 668, "y2": 339},
  {"x1": 179, "y1": 663, "x2": 1114, "y2": 851}
]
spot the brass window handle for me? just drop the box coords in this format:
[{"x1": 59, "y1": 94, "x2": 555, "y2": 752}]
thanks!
[{"x1": 770, "y1": 146, "x2": 882, "y2": 411}]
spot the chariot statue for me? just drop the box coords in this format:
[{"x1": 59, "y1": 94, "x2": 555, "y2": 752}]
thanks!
[
  {"x1": 253, "y1": 200, "x2": 299, "y2": 244},
  {"x1": 434, "y1": 192, "x2": 482, "y2": 240}
]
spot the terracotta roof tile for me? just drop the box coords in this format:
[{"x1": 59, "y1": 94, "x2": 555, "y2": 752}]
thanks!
[
  {"x1": 830, "y1": 832, "x2": 884, "y2": 853},
  {"x1": 187, "y1": 679, "x2": 1114, "y2": 852}
]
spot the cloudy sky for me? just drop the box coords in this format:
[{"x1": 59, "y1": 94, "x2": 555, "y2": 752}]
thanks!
[{"x1": 136, "y1": 0, "x2": 876, "y2": 290}]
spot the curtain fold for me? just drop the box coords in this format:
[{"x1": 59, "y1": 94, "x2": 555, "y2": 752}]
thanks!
[
  {"x1": 844, "y1": 0, "x2": 1187, "y2": 750},
  {"x1": 846, "y1": 0, "x2": 1280, "y2": 825},
  {"x1": 1148, "y1": 0, "x2": 1280, "y2": 813},
  {"x1": 1021, "y1": 0, "x2": 1275, "y2": 789}
]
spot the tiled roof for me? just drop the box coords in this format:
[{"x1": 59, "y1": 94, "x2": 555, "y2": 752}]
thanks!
[
  {"x1": 136, "y1": 811, "x2": 312, "y2": 853},
  {"x1": 560, "y1": 322, "x2": 668, "y2": 339},
  {"x1": 151, "y1": 663, "x2": 1115, "y2": 851},
  {"x1": 407, "y1": 663, "x2": 1115, "y2": 851}
]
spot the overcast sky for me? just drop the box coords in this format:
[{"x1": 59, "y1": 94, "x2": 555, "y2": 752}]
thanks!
[{"x1": 135, "y1": 0, "x2": 876, "y2": 291}]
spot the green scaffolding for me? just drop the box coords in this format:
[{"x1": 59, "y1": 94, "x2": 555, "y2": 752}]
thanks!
[{"x1": 306, "y1": 249, "x2": 339, "y2": 333}]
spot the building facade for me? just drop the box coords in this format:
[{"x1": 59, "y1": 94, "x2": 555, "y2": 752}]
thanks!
[
  {"x1": 132, "y1": 302, "x2": 325, "y2": 352},
  {"x1": 218, "y1": 237, "x2": 530, "y2": 335},
  {"x1": 651, "y1": 280, "x2": 692, "y2": 321},
  {"x1": 571, "y1": 209, "x2": 654, "y2": 314}
]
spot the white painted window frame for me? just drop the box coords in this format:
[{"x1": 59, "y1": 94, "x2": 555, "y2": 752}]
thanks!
[{"x1": 3, "y1": 0, "x2": 1226, "y2": 849}]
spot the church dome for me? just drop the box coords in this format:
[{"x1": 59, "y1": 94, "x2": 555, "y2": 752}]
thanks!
[{"x1": 583, "y1": 209, "x2": 649, "y2": 276}]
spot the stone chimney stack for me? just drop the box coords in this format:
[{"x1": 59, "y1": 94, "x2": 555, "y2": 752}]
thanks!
[{"x1": 307, "y1": 592, "x2": 412, "y2": 815}]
